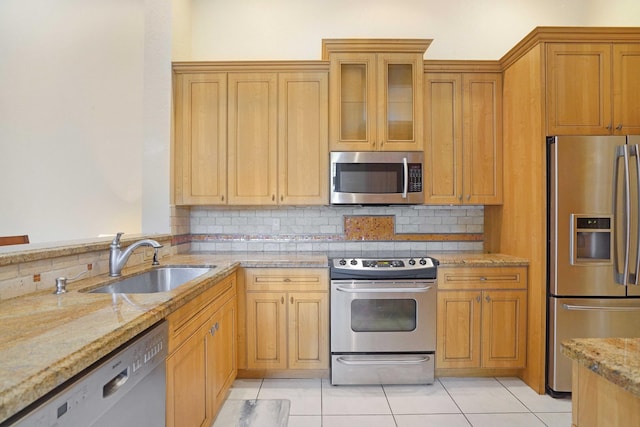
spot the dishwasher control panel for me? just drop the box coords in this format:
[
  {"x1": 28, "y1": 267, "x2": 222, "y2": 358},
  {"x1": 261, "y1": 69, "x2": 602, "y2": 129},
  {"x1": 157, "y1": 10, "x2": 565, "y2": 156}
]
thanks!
[{"x1": 6, "y1": 321, "x2": 168, "y2": 427}]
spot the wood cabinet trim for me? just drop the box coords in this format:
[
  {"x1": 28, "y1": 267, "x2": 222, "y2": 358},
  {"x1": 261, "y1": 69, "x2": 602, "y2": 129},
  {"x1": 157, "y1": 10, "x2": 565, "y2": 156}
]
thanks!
[{"x1": 322, "y1": 39, "x2": 432, "y2": 59}]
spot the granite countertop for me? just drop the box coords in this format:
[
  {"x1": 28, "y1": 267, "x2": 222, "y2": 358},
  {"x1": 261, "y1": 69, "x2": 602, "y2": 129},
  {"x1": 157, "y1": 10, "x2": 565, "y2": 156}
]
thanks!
[
  {"x1": 0, "y1": 250, "x2": 526, "y2": 423},
  {"x1": 562, "y1": 338, "x2": 640, "y2": 398}
]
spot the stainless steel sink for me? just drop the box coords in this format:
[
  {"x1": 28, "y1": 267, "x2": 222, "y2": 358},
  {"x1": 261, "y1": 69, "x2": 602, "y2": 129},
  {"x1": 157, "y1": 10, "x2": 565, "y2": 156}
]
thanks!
[{"x1": 89, "y1": 266, "x2": 214, "y2": 294}]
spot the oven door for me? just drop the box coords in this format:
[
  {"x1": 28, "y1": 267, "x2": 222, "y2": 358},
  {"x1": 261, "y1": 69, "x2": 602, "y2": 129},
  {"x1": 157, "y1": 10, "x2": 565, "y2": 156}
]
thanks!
[{"x1": 330, "y1": 279, "x2": 436, "y2": 353}]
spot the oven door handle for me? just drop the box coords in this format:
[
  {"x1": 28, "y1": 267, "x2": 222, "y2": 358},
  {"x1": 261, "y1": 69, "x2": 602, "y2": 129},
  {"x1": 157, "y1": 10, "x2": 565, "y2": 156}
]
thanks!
[
  {"x1": 335, "y1": 356, "x2": 431, "y2": 365},
  {"x1": 335, "y1": 285, "x2": 433, "y2": 293}
]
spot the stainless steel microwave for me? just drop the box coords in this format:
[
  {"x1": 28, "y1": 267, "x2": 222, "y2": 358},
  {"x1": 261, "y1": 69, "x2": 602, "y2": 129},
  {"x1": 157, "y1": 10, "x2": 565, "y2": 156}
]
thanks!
[{"x1": 330, "y1": 151, "x2": 424, "y2": 205}]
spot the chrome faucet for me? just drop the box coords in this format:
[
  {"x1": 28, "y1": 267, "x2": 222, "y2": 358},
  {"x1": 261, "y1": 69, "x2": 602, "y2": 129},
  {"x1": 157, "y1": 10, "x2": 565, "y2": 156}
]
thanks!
[{"x1": 109, "y1": 232, "x2": 163, "y2": 277}]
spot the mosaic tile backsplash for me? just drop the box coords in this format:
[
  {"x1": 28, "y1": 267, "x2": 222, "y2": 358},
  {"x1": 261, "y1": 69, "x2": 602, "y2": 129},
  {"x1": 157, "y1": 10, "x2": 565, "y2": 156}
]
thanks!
[{"x1": 190, "y1": 205, "x2": 484, "y2": 252}]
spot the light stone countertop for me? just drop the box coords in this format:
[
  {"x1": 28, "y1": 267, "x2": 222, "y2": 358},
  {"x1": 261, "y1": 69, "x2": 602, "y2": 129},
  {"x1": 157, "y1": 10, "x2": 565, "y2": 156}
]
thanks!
[
  {"x1": 562, "y1": 338, "x2": 640, "y2": 398},
  {"x1": 0, "y1": 250, "x2": 526, "y2": 423}
]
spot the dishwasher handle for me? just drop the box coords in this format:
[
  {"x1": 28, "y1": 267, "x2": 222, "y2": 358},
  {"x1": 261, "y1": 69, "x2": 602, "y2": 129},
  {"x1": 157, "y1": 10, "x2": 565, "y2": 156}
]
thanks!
[{"x1": 103, "y1": 368, "x2": 129, "y2": 398}]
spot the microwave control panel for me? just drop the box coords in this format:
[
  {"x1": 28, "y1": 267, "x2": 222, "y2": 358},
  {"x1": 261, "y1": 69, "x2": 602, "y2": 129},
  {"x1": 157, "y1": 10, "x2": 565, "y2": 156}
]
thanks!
[{"x1": 408, "y1": 164, "x2": 422, "y2": 192}]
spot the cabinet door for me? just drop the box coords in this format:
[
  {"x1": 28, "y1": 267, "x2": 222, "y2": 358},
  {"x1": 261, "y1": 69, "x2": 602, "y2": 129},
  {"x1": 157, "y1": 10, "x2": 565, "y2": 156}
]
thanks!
[
  {"x1": 278, "y1": 72, "x2": 329, "y2": 205},
  {"x1": 546, "y1": 43, "x2": 612, "y2": 135},
  {"x1": 613, "y1": 43, "x2": 640, "y2": 135},
  {"x1": 377, "y1": 53, "x2": 424, "y2": 151},
  {"x1": 228, "y1": 72, "x2": 278, "y2": 204},
  {"x1": 481, "y1": 289, "x2": 527, "y2": 368},
  {"x1": 246, "y1": 291, "x2": 287, "y2": 369},
  {"x1": 463, "y1": 73, "x2": 503, "y2": 205},
  {"x1": 166, "y1": 326, "x2": 210, "y2": 427},
  {"x1": 424, "y1": 73, "x2": 463, "y2": 204},
  {"x1": 329, "y1": 52, "x2": 377, "y2": 151},
  {"x1": 174, "y1": 73, "x2": 227, "y2": 205},
  {"x1": 207, "y1": 297, "x2": 237, "y2": 416},
  {"x1": 436, "y1": 290, "x2": 481, "y2": 369},
  {"x1": 288, "y1": 292, "x2": 329, "y2": 369}
]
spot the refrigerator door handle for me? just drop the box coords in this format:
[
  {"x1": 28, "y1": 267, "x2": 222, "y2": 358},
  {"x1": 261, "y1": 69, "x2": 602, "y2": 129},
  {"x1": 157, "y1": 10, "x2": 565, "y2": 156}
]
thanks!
[
  {"x1": 631, "y1": 143, "x2": 640, "y2": 286},
  {"x1": 562, "y1": 303, "x2": 640, "y2": 312},
  {"x1": 614, "y1": 145, "x2": 631, "y2": 286}
]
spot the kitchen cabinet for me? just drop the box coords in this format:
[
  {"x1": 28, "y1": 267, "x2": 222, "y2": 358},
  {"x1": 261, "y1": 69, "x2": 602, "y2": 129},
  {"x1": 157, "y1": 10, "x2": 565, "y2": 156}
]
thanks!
[
  {"x1": 243, "y1": 268, "x2": 329, "y2": 373},
  {"x1": 172, "y1": 63, "x2": 329, "y2": 206},
  {"x1": 424, "y1": 72, "x2": 503, "y2": 205},
  {"x1": 323, "y1": 39, "x2": 431, "y2": 151},
  {"x1": 227, "y1": 72, "x2": 278, "y2": 204},
  {"x1": 166, "y1": 273, "x2": 237, "y2": 427},
  {"x1": 436, "y1": 266, "x2": 527, "y2": 370},
  {"x1": 174, "y1": 72, "x2": 227, "y2": 205},
  {"x1": 546, "y1": 42, "x2": 640, "y2": 135}
]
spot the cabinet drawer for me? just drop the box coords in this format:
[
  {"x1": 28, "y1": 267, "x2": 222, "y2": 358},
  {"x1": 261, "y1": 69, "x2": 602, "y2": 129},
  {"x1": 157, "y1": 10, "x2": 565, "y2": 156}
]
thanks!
[
  {"x1": 245, "y1": 268, "x2": 328, "y2": 292},
  {"x1": 438, "y1": 266, "x2": 527, "y2": 290},
  {"x1": 167, "y1": 273, "x2": 236, "y2": 353}
]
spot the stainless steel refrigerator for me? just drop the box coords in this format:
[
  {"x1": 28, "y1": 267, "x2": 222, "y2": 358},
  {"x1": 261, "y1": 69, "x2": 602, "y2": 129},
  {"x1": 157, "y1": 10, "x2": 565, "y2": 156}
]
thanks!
[{"x1": 547, "y1": 135, "x2": 640, "y2": 396}]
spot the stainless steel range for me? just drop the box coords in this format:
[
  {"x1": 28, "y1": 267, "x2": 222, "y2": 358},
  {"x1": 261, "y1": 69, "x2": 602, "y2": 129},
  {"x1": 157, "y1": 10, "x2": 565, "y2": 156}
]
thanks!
[{"x1": 329, "y1": 254, "x2": 438, "y2": 385}]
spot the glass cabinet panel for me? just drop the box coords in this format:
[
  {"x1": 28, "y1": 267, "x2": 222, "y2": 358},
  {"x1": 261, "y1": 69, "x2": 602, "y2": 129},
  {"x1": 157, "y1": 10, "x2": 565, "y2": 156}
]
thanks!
[
  {"x1": 387, "y1": 63, "x2": 414, "y2": 141},
  {"x1": 340, "y1": 63, "x2": 367, "y2": 141}
]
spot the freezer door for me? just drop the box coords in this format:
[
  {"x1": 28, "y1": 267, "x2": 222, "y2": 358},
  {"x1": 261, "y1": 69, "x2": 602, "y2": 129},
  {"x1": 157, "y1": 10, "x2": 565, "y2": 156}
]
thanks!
[
  {"x1": 547, "y1": 296, "x2": 640, "y2": 393},
  {"x1": 550, "y1": 135, "x2": 627, "y2": 296}
]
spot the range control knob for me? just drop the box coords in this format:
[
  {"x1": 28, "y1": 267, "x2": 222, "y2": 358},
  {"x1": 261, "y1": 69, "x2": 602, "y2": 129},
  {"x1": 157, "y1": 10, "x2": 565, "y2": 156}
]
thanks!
[
  {"x1": 419, "y1": 258, "x2": 427, "y2": 265},
  {"x1": 350, "y1": 259, "x2": 358, "y2": 266},
  {"x1": 339, "y1": 259, "x2": 347, "y2": 266},
  {"x1": 408, "y1": 259, "x2": 416, "y2": 265}
]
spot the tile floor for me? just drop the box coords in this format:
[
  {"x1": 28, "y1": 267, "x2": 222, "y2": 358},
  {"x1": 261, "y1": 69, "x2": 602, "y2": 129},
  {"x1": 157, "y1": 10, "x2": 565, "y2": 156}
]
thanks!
[{"x1": 219, "y1": 377, "x2": 572, "y2": 427}]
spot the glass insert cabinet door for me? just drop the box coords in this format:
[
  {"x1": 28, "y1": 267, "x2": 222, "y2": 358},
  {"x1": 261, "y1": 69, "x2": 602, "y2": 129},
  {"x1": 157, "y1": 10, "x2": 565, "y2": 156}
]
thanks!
[{"x1": 329, "y1": 52, "x2": 423, "y2": 151}]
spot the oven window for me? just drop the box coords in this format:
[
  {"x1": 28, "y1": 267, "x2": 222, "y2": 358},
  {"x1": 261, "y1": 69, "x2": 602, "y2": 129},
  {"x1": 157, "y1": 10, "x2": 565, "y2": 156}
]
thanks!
[{"x1": 350, "y1": 299, "x2": 417, "y2": 332}]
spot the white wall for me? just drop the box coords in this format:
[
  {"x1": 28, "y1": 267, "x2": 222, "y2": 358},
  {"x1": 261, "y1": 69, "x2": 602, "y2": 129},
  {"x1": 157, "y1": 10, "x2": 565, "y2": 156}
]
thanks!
[
  {"x1": 0, "y1": 0, "x2": 171, "y2": 244},
  {"x1": 190, "y1": 0, "x2": 640, "y2": 60}
]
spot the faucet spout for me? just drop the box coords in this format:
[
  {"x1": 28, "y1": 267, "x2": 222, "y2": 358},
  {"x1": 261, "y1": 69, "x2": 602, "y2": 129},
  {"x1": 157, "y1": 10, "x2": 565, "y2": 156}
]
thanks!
[{"x1": 109, "y1": 232, "x2": 163, "y2": 277}]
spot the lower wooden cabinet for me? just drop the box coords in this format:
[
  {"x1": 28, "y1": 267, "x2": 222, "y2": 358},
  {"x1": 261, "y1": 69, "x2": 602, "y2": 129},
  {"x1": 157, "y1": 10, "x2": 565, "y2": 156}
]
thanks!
[
  {"x1": 436, "y1": 266, "x2": 527, "y2": 371},
  {"x1": 166, "y1": 273, "x2": 237, "y2": 427},
  {"x1": 243, "y1": 268, "x2": 329, "y2": 373}
]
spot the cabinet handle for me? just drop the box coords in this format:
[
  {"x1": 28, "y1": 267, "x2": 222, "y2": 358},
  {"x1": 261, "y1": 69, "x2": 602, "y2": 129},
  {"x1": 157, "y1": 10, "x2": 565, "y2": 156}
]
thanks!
[
  {"x1": 617, "y1": 124, "x2": 623, "y2": 131},
  {"x1": 485, "y1": 295, "x2": 491, "y2": 303},
  {"x1": 221, "y1": 195, "x2": 224, "y2": 201},
  {"x1": 480, "y1": 277, "x2": 487, "y2": 281},
  {"x1": 466, "y1": 195, "x2": 471, "y2": 201},
  {"x1": 281, "y1": 296, "x2": 284, "y2": 304},
  {"x1": 280, "y1": 195, "x2": 283, "y2": 202},
  {"x1": 290, "y1": 296, "x2": 293, "y2": 304},
  {"x1": 209, "y1": 323, "x2": 219, "y2": 336},
  {"x1": 607, "y1": 124, "x2": 612, "y2": 130},
  {"x1": 272, "y1": 195, "x2": 275, "y2": 201},
  {"x1": 284, "y1": 278, "x2": 291, "y2": 282},
  {"x1": 476, "y1": 296, "x2": 481, "y2": 303}
]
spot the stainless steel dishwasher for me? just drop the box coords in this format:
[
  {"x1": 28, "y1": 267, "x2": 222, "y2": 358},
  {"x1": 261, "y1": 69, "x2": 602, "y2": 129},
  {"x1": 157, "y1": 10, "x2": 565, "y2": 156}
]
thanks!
[{"x1": 5, "y1": 321, "x2": 168, "y2": 427}]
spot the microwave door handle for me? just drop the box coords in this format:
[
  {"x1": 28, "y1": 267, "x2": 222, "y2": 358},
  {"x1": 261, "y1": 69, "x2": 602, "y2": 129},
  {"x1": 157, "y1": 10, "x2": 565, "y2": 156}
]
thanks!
[
  {"x1": 402, "y1": 157, "x2": 408, "y2": 198},
  {"x1": 331, "y1": 161, "x2": 336, "y2": 192}
]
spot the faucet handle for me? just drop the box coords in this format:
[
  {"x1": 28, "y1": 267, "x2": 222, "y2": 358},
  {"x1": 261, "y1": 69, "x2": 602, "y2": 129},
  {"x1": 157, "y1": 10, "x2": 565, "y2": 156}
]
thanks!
[{"x1": 111, "y1": 232, "x2": 124, "y2": 246}]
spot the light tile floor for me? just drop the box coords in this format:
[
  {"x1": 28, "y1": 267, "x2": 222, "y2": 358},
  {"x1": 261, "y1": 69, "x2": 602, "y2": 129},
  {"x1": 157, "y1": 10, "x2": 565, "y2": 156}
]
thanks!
[{"x1": 219, "y1": 377, "x2": 572, "y2": 427}]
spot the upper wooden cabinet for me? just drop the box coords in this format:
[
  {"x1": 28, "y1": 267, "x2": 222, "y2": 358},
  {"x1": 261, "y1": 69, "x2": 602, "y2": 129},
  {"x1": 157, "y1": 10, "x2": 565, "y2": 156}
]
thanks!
[
  {"x1": 546, "y1": 42, "x2": 640, "y2": 135},
  {"x1": 174, "y1": 73, "x2": 228, "y2": 205},
  {"x1": 424, "y1": 72, "x2": 503, "y2": 205},
  {"x1": 173, "y1": 63, "x2": 329, "y2": 206},
  {"x1": 227, "y1": 72, "x2": 279, "y2": 204},
  {"x1": 323, "y1": 39, "x2": 431, "y2": 151}
]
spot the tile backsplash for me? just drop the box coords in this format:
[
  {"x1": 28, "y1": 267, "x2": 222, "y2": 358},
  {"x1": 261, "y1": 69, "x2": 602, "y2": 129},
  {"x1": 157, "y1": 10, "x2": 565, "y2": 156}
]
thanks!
[{"x1": 190, "y1": 205, "x2": 484, "y2": 253}]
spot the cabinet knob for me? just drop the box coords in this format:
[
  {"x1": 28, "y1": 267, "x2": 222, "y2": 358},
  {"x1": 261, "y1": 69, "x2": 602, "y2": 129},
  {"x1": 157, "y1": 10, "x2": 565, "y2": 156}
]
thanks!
[
  {"x1": 281, "y1": 296, "x2": 284, "y2": 304},
  {"x1": 221, "y1": 195, "x2": 225, "y2": 201},
  {"x1": 272, "y1": 195, "x2": 275, "y2": 201},
  {"x1": 458, "y1": 195, "x2": 463, "y2": 201},
  {"x1": 290, "y1": 296, "x2": 293, "y2": 304},
  {"x1": 476, "y1": 296, "x2": 481, "y2": 303},
  {"x1": 466, "y1": 195, "x2": 471, "y2": 201},
  {"x1": 607, "y1": 124, "x2": 612, "y2": 130},
  {"x1": 485, "y1": 295, "x2": 491, "y2": 303},
  {"x1": 617, "y1": 124, "x2": 623, "y2": 131},
  {"x1": 280, "y1": 195, "x2": 284, "y2": 202}
]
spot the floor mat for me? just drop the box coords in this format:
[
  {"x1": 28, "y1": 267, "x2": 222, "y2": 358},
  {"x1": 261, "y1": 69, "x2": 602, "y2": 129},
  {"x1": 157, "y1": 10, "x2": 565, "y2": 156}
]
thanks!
[{"x1": 212, "y1": 399, "x2": 290, "y2": 427}]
